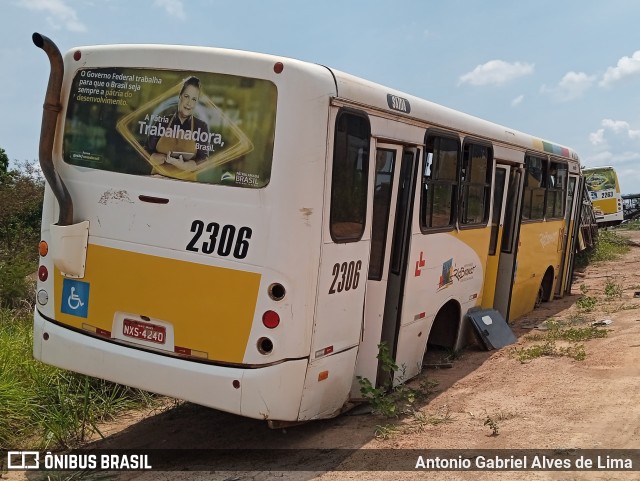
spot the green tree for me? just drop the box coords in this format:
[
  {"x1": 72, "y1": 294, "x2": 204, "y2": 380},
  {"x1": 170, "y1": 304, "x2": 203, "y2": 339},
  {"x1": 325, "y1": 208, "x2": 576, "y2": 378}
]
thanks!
[{"x1": 0, "y1": 147, "x2": 9, "y2": 183}]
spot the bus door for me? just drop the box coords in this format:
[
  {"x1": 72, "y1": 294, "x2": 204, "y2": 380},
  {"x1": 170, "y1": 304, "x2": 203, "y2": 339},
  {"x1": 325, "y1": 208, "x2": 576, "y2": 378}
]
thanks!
[
  {"x1": 481, "y1": 165, "x2": 510, "y2": 309},
  {"x1": 556, "y1": 174, "x2": 580, "y2": 297},
  {"x1": 493, "y1": 165, "x2": 525, "y2": 320},
  {"x1": 352, "y1": 143, "x2": 418, "y2": 392}
]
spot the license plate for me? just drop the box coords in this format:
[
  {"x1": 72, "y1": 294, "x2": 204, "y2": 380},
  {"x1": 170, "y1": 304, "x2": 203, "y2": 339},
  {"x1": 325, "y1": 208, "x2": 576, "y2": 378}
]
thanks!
[{"x1": 123, "y1": 318, "x2": 166, "y2": 344}]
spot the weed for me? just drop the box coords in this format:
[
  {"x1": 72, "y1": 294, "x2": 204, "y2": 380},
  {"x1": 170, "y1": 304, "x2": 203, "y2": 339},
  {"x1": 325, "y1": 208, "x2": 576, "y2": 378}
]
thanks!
[
  {"x1": 514, "y1": 320, "x2": 607, "y2": 363},
  {"x1": 373, "y1": 423, "x2": 403, "y2": 440},
  {"x1": 358, "y1": 343, "x2": 436, "y2": 418},
  {"x1": 512, "y1": 341, "x2": 557, "y2": 363},
  {"x1": 575, "y1": 230, "x2": 630, "y2": 267},
  {"x1": 576, "y1": 295, "x2": 598, "y2": 312},
  {"x1": 579, "y1": 283, "x2": 588, "y2": 294},
  {"x1": 484, "y1": 416, "x2": 499, "y2": 436},
  {"x1": 604, "y1": 278, "x2": 623, "y2": 299},
  {"x1": 512, "y1": 340, "x2": 590, "y2": 363},
  {"x1": 374, "y1": 407, "x2": 453, "y2": 440},
  {"x1": 527, "y1": 325, "x2": 608, "y2": 342}
]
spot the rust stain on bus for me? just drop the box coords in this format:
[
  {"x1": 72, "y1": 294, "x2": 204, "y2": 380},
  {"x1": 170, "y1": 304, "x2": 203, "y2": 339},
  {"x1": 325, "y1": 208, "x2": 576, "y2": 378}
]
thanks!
[{"x1": 300, "y1": 208, "x2": 313, "y2": 226}]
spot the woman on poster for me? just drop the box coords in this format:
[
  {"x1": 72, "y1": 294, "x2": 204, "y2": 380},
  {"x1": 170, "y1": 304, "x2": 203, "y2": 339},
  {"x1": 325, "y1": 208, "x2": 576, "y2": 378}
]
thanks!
[{"x1": 146, "y1": 76, "x2": 210, "y2": 172}]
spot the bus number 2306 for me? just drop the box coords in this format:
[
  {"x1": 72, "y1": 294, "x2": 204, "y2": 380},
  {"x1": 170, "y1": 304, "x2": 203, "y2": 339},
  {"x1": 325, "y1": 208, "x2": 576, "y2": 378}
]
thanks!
[
  {"x1": 186, "y1": 220, "x2": 252, "y2": 259},
  {"x1": 329, "y1": 260, "x2": 362, "y2": 294}
]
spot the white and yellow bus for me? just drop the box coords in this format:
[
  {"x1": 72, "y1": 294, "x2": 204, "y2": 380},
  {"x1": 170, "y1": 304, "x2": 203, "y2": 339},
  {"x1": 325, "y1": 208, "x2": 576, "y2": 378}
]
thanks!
[
  {"x1": 583, "y1": 166, "x2": 623, "y2": 227},
  {"x1": 32, "y1": 33, "x2": 585, "y2": 424}
]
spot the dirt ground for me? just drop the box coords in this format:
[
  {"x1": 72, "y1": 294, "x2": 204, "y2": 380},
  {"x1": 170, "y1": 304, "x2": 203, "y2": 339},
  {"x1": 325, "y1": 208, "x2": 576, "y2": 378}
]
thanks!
[{"x1": 6, "y1": 230, "x2": 640, "y2": 481}]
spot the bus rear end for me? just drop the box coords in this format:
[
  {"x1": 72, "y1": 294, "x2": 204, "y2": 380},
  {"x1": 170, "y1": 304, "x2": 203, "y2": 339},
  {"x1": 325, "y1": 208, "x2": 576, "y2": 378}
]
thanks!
[
  {"x1": 584, "y1": 166, "x2": 624, "y2": 227},
  {"x1": 32, "y1": 35, "x2": 336, "y2": 422}
]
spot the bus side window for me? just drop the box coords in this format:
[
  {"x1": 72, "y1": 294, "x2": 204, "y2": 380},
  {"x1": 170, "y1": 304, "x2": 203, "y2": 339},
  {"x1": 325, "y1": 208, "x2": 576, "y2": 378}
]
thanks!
[
  {"x1": 460, "y1": 143, "x2": 492, "y2": 226},
  {"x1": 421, "y1": 134, "x2": 460, "y2": 230},
  {"x1": 546, "y1": 159, "x2": 567, "y2": 219},
  {"x1": 329, "y1": 110, "x2": 371, "y2": 243},
  {"x1": 522, "y1": 155, "x2": 547, "y2": 221}
]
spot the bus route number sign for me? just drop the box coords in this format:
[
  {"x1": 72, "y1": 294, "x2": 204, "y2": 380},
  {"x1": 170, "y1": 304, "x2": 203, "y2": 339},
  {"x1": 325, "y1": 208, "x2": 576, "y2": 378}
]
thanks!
[{"x1": 123, "y1": 319, "x2": 166, "y2": 344}]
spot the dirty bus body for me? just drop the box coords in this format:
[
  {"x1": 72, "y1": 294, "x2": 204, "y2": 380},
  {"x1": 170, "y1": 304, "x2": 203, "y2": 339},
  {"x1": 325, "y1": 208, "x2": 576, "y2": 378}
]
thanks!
[{"x1": 33, "y1": 34, "x2": 584, "y2": 424}]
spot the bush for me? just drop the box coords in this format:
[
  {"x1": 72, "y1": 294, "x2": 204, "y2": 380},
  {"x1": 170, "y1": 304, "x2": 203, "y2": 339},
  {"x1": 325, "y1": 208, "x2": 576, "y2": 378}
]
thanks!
[
  {"x1": 0, "y1": 253, "x2": 36, "y2": 308},
  {"x1": 575, "y1": 229, "x2": 629, "y2": 268},
  {"x1": 0, "y1": 161, "x2": 44, "y2": 307}
]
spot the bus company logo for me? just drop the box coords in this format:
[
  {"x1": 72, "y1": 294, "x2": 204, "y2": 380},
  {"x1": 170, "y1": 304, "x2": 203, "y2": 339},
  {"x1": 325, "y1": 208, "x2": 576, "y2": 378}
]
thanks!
[
  {"x1": 453, "y1": 263, "x2": 476, "y2": 282},
  {"x1": 438, "y1": 258, "x2": 477, "y2": 290},
  {"x1": 539, "y1": 231, "x2": 558, "y2": 248},
  {"x1": 438, "y1": 258, "x2": 454, "y2": 290}
]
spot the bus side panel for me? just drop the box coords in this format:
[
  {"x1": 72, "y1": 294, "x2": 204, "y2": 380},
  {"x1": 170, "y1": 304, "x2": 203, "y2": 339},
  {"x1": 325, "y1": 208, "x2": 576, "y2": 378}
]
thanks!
[
  {"x1": 313, "y1": 243, "x2": 369, "y2": 359},
  {"x1": 396, "y1": 228, "x2": 489, "y2": 380},
  {"x1": 509, "y1": 220, "x2": 563, "y2": 320},
  {"x1": 298, "y1": 347, "x2": 358, "y2": 420}
]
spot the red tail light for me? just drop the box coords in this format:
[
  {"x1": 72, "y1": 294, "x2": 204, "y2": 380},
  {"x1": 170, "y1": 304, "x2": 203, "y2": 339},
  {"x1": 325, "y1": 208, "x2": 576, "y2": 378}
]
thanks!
[
  {"x1": 262, "y1": 310, "x2": 280, "y2": 329},
  {"x1": 38, "y1": 265, "x2": 48, "y2": 282}
]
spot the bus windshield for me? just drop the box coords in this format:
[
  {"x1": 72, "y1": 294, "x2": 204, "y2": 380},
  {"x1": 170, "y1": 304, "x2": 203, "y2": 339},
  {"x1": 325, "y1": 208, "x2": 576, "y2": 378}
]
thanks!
[{"x1": 64, "y1": 67, "x2": 277, "y2": 187}]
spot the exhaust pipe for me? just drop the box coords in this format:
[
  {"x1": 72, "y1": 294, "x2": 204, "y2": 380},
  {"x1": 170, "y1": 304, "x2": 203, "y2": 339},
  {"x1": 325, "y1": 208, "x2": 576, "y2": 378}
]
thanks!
[{"x1": 32, "y1": 32, "x2": 74, "y2": 226}]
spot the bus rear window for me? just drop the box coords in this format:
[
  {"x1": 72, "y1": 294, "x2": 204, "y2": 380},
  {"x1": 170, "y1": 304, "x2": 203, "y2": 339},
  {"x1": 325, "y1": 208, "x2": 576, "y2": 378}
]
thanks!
[{"x1": 64, "y1": 68, "x2": 277, "y2": 187}]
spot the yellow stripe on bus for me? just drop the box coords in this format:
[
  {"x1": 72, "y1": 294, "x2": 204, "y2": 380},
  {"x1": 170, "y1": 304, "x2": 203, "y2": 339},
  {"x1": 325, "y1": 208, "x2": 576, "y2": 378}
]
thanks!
[{"x1": 54, "y1": 244, "x2": 261, "y2": 363}]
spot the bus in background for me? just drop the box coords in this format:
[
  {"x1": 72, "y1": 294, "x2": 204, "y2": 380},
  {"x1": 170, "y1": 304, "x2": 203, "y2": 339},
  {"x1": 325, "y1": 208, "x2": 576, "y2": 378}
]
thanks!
[
  {"x1": 32, "y1": 33, "x2": 586, "y2": 425},
  {"x1": 583, "y1": 166, "x2": 623, "y2": 227},
  {"x1": 622, "y1": 193, "x2": 640, "y2": 222}
]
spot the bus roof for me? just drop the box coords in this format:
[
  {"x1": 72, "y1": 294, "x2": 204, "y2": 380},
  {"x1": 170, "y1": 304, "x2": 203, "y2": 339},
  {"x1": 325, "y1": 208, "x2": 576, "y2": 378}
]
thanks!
[{"x1": 329, "y1": 68, "x2": 579, "y2": 162}]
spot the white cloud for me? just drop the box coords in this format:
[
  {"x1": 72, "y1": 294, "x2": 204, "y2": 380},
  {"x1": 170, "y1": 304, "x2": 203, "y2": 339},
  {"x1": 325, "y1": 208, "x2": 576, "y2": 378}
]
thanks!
[
  {"x1": 541, "y1": 71, "x2": 595, "y2": 102},
  {"x1": 557, "y1": 71, "x2": 595, "y2": 100},
  {"x1": 458, "y1": 60, "x2": 534, "y2": 86},
  {"x1": 589, "y1": 119, "x2": 640, "y2": 146},
  {"x1": 511, "y1": 95, "x2": 524, "y2": 107},
  {"x1": 602, "y1": 120, "x2": 640, "y2": 140},
  {"x1": 21, "y1": 0, "x2": 86, "y2": 32},
  {"x1": 589, "y1": 128, "x2": 605, "y2": 146},
  {"x1": 154, "y1": 0, "x2": 186, "y2": 20},
  {"x1": 602, "y1": 119, "x2": 630, "y2": 133},
  {"x1": 599, "y1": 119, "x2": 640, "y2": 141},
  {"x1": 600, "y1": 50, "x2": 640, "y2": 87}
]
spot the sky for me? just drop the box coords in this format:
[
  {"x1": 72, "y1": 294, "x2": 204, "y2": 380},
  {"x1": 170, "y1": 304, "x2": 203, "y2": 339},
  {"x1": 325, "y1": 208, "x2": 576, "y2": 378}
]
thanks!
[{"x1": 2, "y1": 0, "x2": 640, "y2": 193}]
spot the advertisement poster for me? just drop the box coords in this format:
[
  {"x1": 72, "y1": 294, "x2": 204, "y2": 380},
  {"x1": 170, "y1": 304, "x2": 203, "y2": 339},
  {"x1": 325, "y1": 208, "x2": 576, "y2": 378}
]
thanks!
[
  {"x1": 585, "y1": 169, "x2": 617, "y2": 200},
  {"x1": 64, "y1": 68, "x2": 277, "y2": 187}
]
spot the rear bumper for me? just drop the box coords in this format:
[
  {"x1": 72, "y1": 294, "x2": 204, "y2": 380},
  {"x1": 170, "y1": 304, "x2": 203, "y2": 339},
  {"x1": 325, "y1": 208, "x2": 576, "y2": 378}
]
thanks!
[{"x1": 34, "y1": 309, "x2": 308, "y2": 421}]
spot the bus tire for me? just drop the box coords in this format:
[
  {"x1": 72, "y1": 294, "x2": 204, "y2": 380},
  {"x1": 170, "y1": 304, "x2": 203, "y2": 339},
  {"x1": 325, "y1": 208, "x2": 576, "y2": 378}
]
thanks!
[{"x1": 536, "y1": 268, "x2": 555, "y2": 307}]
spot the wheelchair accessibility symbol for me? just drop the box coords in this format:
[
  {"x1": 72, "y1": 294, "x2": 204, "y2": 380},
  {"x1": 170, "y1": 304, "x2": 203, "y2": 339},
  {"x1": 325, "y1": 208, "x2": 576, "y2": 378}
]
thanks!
[
  {"x1": 67, "y1": 287, "x2": 85, "y2": 310},
  {"x1": 61, "y1": 279, "x2": 90, "y2": 318}
]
